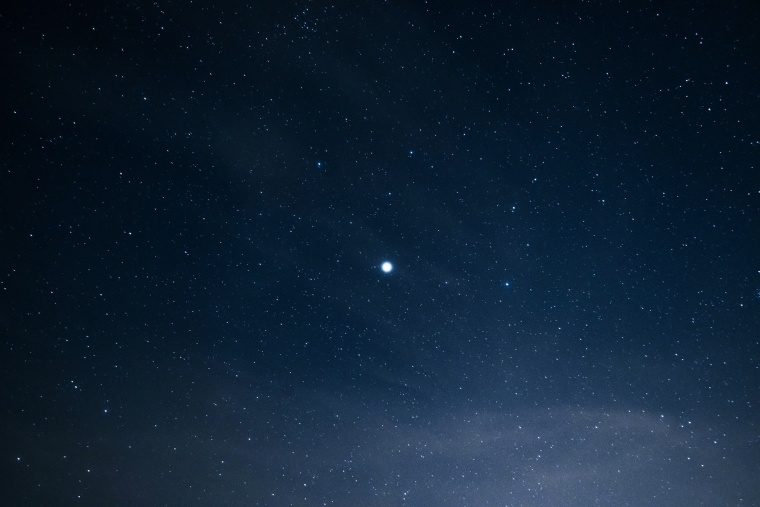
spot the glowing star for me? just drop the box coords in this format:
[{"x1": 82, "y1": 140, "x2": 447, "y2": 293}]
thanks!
[{"x1": 381, "y1": 261, "x2": 393, "y2": 273}]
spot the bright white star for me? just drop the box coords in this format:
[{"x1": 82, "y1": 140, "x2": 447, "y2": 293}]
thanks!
[{"x1": 381, "y1": 261, "x2": 393, "y2": 273}]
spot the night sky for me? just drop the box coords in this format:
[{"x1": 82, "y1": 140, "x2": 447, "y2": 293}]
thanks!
[{"x1": 2, "y1": 2, "x2": 759, "y2": 505}]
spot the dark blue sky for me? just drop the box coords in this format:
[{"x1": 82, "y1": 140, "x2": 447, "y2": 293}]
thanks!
[{"x1": 2, "y1": 1, "x2": 759, "y2": 505}]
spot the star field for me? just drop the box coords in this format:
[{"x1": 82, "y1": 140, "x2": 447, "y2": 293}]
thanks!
[{"x1": 1, "y1": 1, "x2": 759, "y2": 506}]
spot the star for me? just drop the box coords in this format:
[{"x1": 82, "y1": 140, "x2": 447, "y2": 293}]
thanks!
[{"x1": 381, "y1": 261, "x2": 393, "y2": 273}]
